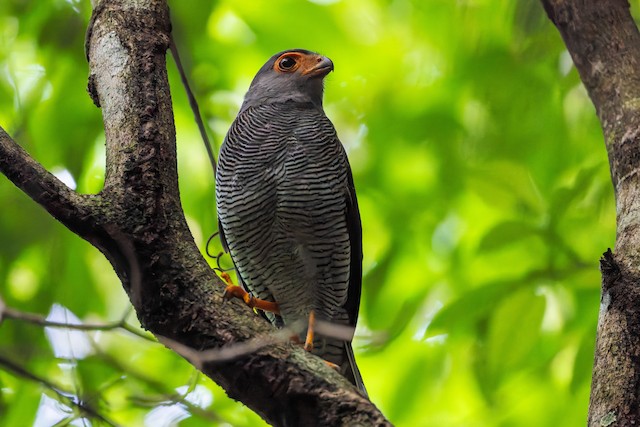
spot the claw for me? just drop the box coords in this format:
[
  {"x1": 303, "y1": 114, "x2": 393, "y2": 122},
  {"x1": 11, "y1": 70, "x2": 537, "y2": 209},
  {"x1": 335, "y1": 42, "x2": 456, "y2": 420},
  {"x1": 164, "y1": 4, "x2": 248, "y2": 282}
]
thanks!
[{"x1": 219, "y1": 271, "x2": 234, "y2": 287}]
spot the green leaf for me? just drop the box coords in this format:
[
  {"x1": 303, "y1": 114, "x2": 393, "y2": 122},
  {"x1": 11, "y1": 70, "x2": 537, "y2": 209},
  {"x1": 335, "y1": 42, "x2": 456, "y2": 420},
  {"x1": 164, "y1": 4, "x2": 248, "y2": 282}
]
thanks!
[
  {"x1": 425, "y1": 281, "x2": 516, "y2": 337},
  {"x1": 478, "y1": 220, "x2": 540, "y2": 253},
  {"x1": 487, "y1": 288, "x2": 546, "y2": 377},
  {"x1": 550, "y1": 165, "x2": 600, "y2": 221}
]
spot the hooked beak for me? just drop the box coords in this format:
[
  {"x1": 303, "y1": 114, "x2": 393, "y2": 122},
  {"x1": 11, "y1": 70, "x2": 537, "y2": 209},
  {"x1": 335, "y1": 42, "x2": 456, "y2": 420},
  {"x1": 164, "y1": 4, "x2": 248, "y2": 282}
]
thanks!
[{"x1": 302, "y1": 56, "x2": 334, "y2": 78}]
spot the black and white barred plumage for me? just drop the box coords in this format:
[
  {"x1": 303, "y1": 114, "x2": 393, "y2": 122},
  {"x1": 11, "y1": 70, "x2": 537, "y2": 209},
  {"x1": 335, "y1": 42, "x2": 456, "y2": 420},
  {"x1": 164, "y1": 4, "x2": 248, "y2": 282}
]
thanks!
[{"x1": 216, "y1": 49, "x2": 366, "y2": 395}]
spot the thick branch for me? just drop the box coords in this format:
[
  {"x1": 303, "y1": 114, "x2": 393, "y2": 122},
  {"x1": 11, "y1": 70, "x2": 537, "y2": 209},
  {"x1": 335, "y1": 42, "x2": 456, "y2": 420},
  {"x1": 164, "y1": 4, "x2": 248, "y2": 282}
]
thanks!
[
  {"x1": 0, "y1": 0, "x2": 390, "y2": 425},
  {"x1": 0, "y1": 127, "x2": 98, "y2": 238},
  {"x1": 542, "y1": 1, "x2": 640, "y2": 425}
]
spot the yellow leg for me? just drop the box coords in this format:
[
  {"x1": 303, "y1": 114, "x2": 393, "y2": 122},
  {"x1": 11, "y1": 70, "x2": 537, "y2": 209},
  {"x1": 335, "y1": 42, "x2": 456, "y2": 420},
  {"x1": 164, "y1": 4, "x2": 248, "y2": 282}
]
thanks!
[
  {"x1": 304, "y1": 310, "x2": 316, "y2": 352},
  {"x1": 221, "y1": 275, "x2": 280, "y2": 315},
  {"x1": 302, "y1": 311, "x2": 339, "y2": 370}
]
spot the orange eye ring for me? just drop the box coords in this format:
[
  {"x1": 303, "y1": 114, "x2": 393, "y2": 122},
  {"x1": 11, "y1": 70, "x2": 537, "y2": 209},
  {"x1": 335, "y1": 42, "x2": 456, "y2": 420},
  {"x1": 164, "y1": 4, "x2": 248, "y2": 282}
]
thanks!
[{"x1": 277, "y1": 56, "x2": 298, "y2": 72}]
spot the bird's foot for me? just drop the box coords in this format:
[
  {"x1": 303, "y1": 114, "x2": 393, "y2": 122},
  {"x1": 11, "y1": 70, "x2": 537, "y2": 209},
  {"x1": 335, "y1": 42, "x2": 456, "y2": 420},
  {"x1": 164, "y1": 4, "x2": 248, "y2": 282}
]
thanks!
[
  {"x1": 222, "y1": 284, "x2": 280, "y2": 315},
  {"x1": 218, "y1": 271, "x2": 234, "y2": 287}
]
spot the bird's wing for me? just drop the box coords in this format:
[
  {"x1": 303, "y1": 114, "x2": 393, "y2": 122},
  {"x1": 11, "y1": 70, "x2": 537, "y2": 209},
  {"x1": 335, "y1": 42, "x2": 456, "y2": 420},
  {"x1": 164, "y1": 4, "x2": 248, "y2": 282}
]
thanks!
[
  {"x1": 340, "y1": 145, "x2": 368, "y2": 396},
  {"x1": 343, "y1": 149, "x2": 363, "y2": 329},
  {"x1": 218, "y1": 218, "x2": 229, "y2": 253}
]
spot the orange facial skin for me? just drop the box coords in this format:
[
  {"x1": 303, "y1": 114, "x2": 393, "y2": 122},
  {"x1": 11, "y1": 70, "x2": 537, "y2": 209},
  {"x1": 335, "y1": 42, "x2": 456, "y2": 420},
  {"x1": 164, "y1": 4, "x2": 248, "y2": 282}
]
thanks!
[{"x1": 273, "y1": 51, "x2": 333, "y2": 77}]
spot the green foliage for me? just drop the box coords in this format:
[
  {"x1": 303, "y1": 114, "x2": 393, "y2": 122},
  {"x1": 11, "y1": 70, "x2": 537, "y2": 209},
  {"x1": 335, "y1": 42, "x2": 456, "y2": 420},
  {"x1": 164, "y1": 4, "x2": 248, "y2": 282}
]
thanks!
[{"x1": 0, "y1": 0, "x2": 614, "y2": 425}]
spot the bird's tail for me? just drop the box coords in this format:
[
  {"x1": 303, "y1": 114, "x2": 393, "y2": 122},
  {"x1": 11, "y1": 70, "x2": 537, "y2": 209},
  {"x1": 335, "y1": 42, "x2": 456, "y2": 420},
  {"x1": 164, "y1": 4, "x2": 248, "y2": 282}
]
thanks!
[{"x1": 343, "y1": 341, "x2": 368, "y2": 398}]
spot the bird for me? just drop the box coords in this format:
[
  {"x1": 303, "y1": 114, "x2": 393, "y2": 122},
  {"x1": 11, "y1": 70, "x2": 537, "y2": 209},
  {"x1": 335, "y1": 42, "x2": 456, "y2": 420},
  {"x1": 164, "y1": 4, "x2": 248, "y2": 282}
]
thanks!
[{"x1": 215, "y1": 49, "x2": 366, "y2": 396}]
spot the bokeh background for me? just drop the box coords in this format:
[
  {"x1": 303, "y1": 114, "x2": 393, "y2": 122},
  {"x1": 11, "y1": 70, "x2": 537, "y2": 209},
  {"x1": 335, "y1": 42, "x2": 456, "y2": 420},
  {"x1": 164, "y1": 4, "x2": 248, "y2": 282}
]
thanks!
[{"x1": 0, "y1": 0, "x2": 623, "y2": 425}]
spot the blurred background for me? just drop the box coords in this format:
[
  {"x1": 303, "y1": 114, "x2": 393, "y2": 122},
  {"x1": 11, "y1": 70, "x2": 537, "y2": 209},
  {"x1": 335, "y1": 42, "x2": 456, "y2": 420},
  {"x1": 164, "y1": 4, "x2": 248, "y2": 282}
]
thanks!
[{"x1": 0, "y1": 0, "x2": 622, "y2": 425}]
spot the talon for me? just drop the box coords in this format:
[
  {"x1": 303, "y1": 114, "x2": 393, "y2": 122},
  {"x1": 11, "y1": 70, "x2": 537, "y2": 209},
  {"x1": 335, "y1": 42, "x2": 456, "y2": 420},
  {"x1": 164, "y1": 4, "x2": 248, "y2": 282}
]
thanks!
[
  {"x1": 220, "y1": 272, "x2": 236, "y2": 303},
  {"x1": 220, "y1": 271, "x2": 234, "y2": 287}
]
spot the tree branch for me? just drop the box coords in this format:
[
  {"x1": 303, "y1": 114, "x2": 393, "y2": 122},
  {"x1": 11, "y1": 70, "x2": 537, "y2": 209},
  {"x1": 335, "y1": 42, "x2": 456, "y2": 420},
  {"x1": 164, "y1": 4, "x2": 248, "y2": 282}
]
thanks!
[
  {"x1": 0, "y1": 127, "x2": 98, "y2": 238},
  {"x1": 0, "y1": 0, "x2": 390, "y2": 424},
  {"x1": 0, "y1": 297, "x2": 154, "y2": 341},
  {"x1": 542, "y1": 1, "x2": 640, "y2": 425},
  {"x1": 0, "y1": 355, "x2": 119, "y2": 426}
]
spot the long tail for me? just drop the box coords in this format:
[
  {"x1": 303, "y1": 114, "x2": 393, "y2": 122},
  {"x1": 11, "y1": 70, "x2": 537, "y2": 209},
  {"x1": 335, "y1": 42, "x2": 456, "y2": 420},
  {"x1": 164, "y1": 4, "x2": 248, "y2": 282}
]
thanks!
[{"x1": 343, "y1": 341, "x2": 368, "y2": 398}]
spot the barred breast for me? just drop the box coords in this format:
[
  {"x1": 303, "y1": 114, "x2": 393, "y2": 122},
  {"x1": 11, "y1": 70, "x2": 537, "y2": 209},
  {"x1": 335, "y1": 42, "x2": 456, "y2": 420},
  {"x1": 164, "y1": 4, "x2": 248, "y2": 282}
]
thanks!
[{"x1": 216, "y1": 102, "x2": 353, "y2": 357}]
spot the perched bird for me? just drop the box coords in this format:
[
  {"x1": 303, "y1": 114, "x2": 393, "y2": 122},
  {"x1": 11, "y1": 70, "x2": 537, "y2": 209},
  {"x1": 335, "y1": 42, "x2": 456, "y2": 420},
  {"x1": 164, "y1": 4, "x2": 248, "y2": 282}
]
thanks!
[{"x1": 216, "y1": 49, "x2": 366, "y2": 395}]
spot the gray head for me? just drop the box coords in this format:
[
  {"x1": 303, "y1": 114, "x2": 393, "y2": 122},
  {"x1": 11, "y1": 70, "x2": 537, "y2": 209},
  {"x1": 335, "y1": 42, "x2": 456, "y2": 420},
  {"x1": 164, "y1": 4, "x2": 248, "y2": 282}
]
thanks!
[{"x1": 240, "y1": 49, "x2": 334, "y2": 113}]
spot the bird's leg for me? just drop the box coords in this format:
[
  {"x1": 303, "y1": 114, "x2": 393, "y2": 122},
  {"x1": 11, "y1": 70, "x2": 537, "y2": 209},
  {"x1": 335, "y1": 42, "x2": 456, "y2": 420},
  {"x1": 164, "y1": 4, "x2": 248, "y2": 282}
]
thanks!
[
  {"x1": 303, "y1": 310, "x2": 340, "y2": 371},
  {"x1": 220, "y1": 273, "x2": 280, "y2": 314},
  {"x1": 304, "y1": 310, "x2": 316, "y2": 352}
]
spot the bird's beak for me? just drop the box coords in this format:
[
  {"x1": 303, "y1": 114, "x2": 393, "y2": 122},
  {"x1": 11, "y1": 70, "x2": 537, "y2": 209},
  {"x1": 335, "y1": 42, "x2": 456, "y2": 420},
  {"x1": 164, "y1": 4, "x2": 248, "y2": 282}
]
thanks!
[{"x1": 302, "y1": 56, "x2": 334, "y2": 78}]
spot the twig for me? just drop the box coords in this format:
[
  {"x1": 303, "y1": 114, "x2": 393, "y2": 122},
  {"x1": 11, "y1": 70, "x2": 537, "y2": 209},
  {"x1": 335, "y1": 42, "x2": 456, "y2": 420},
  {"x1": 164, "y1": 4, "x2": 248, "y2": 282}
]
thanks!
[
  {"x1": 0, "y1": 355, "x2": 120, "y2": 426},
  {"x1": 0, "y1": 126, "x2": 96, "y2": 236},
  {"x1": 0, "y1": 297, "x2": 155, "y2": 342},
  {"x1": 158, "y1": 321, "x2": 303, "y2": 369},
  {"x1": 91, "y1": 348, "x2": 224, "y2": 422},
  {"x1": 159, "y1": 319, "x2": 356, "y2": 369},
  {"x1": 168, "y1": 36, "x2": 217, "y2": 178}
]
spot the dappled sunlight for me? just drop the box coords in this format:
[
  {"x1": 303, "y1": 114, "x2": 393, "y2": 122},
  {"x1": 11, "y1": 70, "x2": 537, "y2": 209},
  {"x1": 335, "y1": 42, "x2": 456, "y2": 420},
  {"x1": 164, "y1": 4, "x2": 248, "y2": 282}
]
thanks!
[
  {"x1": 144, "y1": 385, "x2": 214, "y2": 427},
  {"x1": 45, "y1": 304, "x2": 92, "y2": 360},
  {"x1": 51, "y1": 167, "x2": 77, "y2": 191},
  {"x1": 0, "y1": 0, "x2": 612, "y2": 425},
  {"x1": 33, "y1": 394, "x2": 87, "y2": 427}
]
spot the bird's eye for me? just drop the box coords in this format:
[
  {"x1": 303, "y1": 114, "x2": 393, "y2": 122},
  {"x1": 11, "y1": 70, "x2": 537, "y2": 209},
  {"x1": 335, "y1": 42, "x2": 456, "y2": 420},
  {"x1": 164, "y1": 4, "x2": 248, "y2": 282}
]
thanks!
[{"x1": 278, "y1": 57, "x2": 296, "y2": 71}]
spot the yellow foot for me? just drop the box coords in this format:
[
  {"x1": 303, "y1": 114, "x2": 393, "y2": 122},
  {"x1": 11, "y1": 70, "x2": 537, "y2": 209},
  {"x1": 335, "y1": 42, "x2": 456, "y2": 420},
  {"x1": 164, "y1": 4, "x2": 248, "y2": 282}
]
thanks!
[{"x1": 222, "y1": 284, "x2": 280, "y2": 315}]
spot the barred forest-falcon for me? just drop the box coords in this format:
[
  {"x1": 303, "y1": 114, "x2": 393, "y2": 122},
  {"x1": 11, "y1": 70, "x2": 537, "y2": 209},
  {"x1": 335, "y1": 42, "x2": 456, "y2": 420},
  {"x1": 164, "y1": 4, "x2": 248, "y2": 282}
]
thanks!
[{"x1": 215, "y1": 49, "x2": 367, "y2": 395}]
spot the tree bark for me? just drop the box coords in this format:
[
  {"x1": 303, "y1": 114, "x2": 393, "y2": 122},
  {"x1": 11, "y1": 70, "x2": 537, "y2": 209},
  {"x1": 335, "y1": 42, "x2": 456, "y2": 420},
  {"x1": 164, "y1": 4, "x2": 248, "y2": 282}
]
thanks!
[
  {"x1": 0, "y1": 0, "x2": 390, "y2": 425},
  {"x1": 542, "y1": 0, "x2": 640, "y2": 425}
]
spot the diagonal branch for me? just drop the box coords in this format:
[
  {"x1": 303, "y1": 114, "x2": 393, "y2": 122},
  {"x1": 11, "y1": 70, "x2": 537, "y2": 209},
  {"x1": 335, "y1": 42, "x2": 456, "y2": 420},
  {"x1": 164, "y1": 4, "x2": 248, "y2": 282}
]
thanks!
[
  {"x1": 0, "y1": 355, "x2": 120, "y2": 426},
  {"x1": 0, "y1": 298, "x2": 154, "y2": 341},
  {"x1": 0, "y1": 127, "x2": 99, "y2": 239}
]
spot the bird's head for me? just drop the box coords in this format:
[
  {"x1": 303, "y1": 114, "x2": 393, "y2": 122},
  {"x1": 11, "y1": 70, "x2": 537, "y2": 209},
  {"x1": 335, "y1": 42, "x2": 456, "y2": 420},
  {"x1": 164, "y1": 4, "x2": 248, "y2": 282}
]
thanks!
[{"x1": 240, "y1": 49, "x2": 334, "y2": 112}]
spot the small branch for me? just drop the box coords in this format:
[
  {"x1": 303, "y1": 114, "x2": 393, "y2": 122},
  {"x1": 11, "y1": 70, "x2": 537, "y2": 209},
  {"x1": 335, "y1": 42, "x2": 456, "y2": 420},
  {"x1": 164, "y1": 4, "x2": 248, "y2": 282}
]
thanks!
[
  {"x1": 89, "y1": 350, "x2": 224, "y2": 423},
  {"x1": 0, "y1": 355, "x2": 120, "y2": 426},
  {"x1": 128, "y1": 380, "x2": 223, "y2": 423},
  {"x1": 0, "y1": 126, "x2": 98, "y2": 236},
  {"x1": 0, "y1": 297, "x2": 155, "y2": 342},
  {"x1": 168, "y1": 36, "x2": 217, "y2": 179},
  {"x1": 0, "y1": 300, "x2": 221, "y2": 423},
  {"x1": 159, "y1": 319, "x2": 357, "y2": 368},
  {"x1": 158, "y1": 321, "x2": 306, "y2": 369}
]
